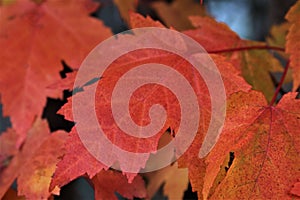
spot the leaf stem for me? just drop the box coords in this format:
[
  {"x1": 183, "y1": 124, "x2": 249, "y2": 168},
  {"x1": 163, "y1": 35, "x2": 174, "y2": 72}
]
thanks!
[
  {"x1": 208, "y1": 45, "x2": 285, "y2": 54},
  {"x1": 269, "y1": 60, "x2": 290, "y2": 106}
]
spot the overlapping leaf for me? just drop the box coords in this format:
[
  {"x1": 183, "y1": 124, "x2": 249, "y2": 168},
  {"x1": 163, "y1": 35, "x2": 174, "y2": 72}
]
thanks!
[
  {"x1": 0, "y1": 0, "x2": 112, "y2": 146},
  {"x1": 286, "y1": 0, "x2": 300, "y2": 90},
  {"x1": 267, "y1": 23, "x2": 289, "y2": 48},
  {"x1": 129, "y1": 13, "x2": 284, "y2": 101},
  {"x1": 183, "y1": 16, "x2": 283, "y2": 102},
  {"x1": 129, "y1": 11, "x2": 165, "y2": 29},
  {"x1": 183, "y1": 91, "x2": 300, "y2": 199},
  {"x1": 17, "y1": 130, "x2": 67, "y2": 199},
  {"x1": 0, "y1": 120, "x2": 67, "y2": 199},
  {"x1": 50, "y1": 128, "x2": 108, "y2": 191}
]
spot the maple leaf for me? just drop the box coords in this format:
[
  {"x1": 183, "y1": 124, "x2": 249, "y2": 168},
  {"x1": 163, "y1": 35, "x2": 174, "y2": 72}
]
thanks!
[
  {"x1": 50, "y1": 128, "x2": 108, "y2": 191},
  {"x1": 129, "y1": 11, "x2": 165, "y2": 29},
  {"x1": 151, "y1": 0, "x2": 206, "y2": 31},
  {"x1": 183, "y1": 91, "x2": 300, "y2": 199},
  {"x1": 0, "y1": 0, "x2": 112, "y2": 146},
  {"x1": 51, "y1": 16, "x2": 250, "y2": 190},
  {"x1": 130, "y1": 12, "x2": 260, "y2": 97},
  {"x1": 52, "y1": 49, "x2": 189, "y2": 184},
  {"x1": 47, "y1": 70, "x2": 78, "y2": 92},
  {"x1": 17, "y1": 130, "x2": 67, "y2": 199},
  {"x1": 130, "y1": 12, "x2": 250, "y2": 95},
  {"x1": 267, "y1": 23, "x2": 289, "y2": 49},
  {"x1": 0, "y1": 119, "x2": 67, "y2": 199},
  {"x1": 183, "y1": 16, "x2": 241, "y2": 52},
  {"x1": 129, "y1": 13, "x2": 283, "y2": 101},
  {"x1": 266, "y1": 23, "x2": 294, "y2": 85},
  {"x1": 183, "y1": 16, "x2": 284, "y2": 102},
  {"x1": 92, "y1": 170, "x2": 146, "y2": 200},
  {"x1": 286, "y1": 0, "x2": 300, "y2": 90}
]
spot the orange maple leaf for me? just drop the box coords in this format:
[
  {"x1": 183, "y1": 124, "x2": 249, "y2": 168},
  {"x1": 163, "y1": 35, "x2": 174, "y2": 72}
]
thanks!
[
  {"x1": 0, "y1": 120, "x2": 67, "y2": 199},
  {"x1": 183, "y1": 91, "x2": 300, "y2": 199},
  {"x1": 286, "y1": 0, "x2": 300, "y2": 91}
]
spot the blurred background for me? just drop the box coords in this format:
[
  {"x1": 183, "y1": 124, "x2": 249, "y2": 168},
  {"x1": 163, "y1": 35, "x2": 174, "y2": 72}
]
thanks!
[{"x1": 95, "y1": 0, "x2": 296, "y2": 39}]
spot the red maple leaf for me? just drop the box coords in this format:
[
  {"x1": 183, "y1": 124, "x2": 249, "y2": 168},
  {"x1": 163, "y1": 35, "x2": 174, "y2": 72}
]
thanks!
[
  {"x1": 181, "y1": 91, "x2": 300, "y2": 199},
  {"x1": 183, "y1": 16, "x2": 284, "y2": 102},
  {"x1": 51, "y1": 13, "x2": 251, "y2": 190},
  {"x1": 0, "y1": 0, "x2": 112, "y2": 146}
]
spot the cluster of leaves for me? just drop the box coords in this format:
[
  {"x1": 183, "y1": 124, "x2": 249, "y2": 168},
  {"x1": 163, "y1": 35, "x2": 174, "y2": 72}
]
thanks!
[{"x1": 0, "y1": 0, "x2": 299, "y2": 199}]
